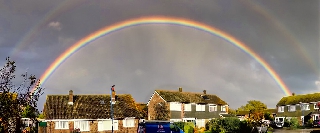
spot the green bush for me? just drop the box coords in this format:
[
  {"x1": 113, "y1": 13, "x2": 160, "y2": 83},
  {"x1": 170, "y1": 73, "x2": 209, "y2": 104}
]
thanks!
[
  {"x1": 205, "y1": 117, "x2": 243, "y2": 133},
  {"x1": 239, "y1": 120, "x2": 254, "y2": 133},
  {"x1": 184, "y1": 122, "x2": 195, "y2": 133},
  {"x1": 174, "y1": 122, "x2": 185, "y2": 130},
  {"x1": 288, "y1": 117, "x2": 299, "y2": 129}
]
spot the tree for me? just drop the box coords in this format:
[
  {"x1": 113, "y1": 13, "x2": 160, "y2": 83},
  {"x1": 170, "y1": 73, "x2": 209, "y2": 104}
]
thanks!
[
  {"x1": 237, "y1": 100, "x2": 267, "y2": 111},
  {"x1": 228, "y1": 108, "x2": 237, "y2": 116},
  {"x1": 154, "y1": 102, "x2": 169, "y2": 120},
  {"x1": 237, "y1": 100, "x2": 267, "y2": 127},
  {"x1": 0, "y1": 57, "x2": 45, "y2": 132}
]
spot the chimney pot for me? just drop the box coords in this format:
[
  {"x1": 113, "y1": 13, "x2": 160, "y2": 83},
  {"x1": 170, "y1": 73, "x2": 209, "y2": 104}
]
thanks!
[
  {"x1": 68, "y1": 90, "x2": 73, "y2": 105},
  {"x1": 203, "y1": 90, "x2": 206, "y2": 94},
  {"x1": 179, "y1": 87, "x2": 182, "y2": 92}
]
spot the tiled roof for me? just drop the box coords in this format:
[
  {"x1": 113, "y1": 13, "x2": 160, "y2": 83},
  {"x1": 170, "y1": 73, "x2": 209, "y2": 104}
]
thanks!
[
  {"x1": 277, "y1": 93, "x2": 320, "y2": 106},
  {"x1": 44, "y1": 94, "x2": 142, "y2": 119},
  {"x1": 155, "y1": 90, "x2": 227, "y2": 105}
]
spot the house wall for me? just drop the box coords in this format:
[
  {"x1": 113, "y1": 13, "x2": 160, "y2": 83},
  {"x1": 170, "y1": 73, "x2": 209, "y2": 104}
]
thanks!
[
  {"x1": 276, "y1": 105, "x2": 315, "y2": 117},
  {"x1": 44, "y1": 119, "x2": 139, "y2": 133},
  {"x1": 147, "y1": 92, "x2": 169, "y2": 120},
  {"x1": 170, "y1": 104, "x2": 224, "y2": 119}
]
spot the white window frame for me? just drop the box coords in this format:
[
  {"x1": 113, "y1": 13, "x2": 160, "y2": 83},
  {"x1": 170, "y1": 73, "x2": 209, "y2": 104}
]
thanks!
[
  {"x1": 55, "y1": 121, "x2": 69, "y2": 129},
  {"x1": 315, "y1": 104, "x2": 319, "y2": 109},
  {"x1": 301, "y1": 104, "x2": 310, "y2": 111},
  {"x1": 221, "y1": 105, "x2": 227, "y2": 112},
  {"x1": 184, "y1": 104, "x2": 191, "y2": 111},
  {"x1": 74, "y1": 121, "x2": 90, "y2": 131},
  {"x1": 278, "y1": 106, "x2": 284, "y2": 112},
  {"x1": 208, "y1": 104, "x2": 217, "y2": 112},
  {"x1": 170, "y1": 102, "x2": 182, "y2": 111},
  {"x1": 196, "y1": 104, "x2": 205, "y2": 111},
  {"x1": 288, "y1": 105, "x2": 296, "y2": 112},
  {"x1": 98, "y1": 120, "x2": 118, "y2": 131},
  {"x1": 123, "y1": 118, "x2": 135, "y2": 127}
]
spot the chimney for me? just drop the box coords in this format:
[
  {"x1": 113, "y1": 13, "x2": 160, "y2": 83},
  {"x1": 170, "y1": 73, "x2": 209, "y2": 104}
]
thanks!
[
  {"x1": 179, "y1": 87, "x2": 182, "y2": 92},
  {"x1": 68, "y1": 90, "x2": 73, "y2": 105},
  {"x1": 203, "y1": 90, "x2": 206, "y2": 94}
]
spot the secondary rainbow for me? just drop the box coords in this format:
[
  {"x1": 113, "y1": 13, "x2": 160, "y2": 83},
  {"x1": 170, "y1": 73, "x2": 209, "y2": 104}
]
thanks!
[{"x1": 32, "y1": 16, "x2": 292, "y2": 96}]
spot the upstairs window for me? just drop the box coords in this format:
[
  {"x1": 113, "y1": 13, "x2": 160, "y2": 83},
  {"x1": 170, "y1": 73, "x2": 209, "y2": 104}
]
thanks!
[
  {"x1": 170, "y1": 102, "x2": 182, "y2": 111},
  {"x1": 278, "y1": 106, "x2": 284, "y2": 112},
  {"x1": 209, "y1": 104, "x2": 217, "y2": 112},
  {"x1": 314, "y1": 103, "x2": 319, "y2": 109},
  {"x1": 288, "y1": 105, "x2": 296, "y2": 112},
  {"x1": 301, "y1": 104, "x2": 310, "y2": 111},
  {"x1": 196, "y1": 104, "x2": 205, "y2": 111},
  {"x1": 221, "y1": 105, "x2": 227, "y2": 112},
  {"x1": 184, "y1": 104, "x2": 191, "y2": 111}
]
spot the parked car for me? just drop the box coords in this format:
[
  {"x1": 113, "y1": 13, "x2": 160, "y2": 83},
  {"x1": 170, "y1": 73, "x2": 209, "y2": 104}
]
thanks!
[
  {"x1": 312, "y1": 120, "x2": 320, "y2": 128},
  {"x1": 137, "y1": 120, "x2": 184, "y2": 133}
]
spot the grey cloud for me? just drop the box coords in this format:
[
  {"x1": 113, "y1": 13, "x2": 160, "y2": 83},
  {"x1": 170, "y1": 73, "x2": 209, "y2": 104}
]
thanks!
[{"x1": 44, "y1": 25, "x2": 287, "y2": 109}]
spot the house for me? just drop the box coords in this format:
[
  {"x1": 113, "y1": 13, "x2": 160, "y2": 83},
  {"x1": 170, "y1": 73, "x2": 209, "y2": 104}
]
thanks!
[
  {"x1": 147, "y1": 87, "x2": 229, "y2": 128},
  {"x1": 43, "y1": 90, "x2": 143, "y2": 133},
  {"x1": 275, "y1": 93, "x2": 320, "y2": 124}
]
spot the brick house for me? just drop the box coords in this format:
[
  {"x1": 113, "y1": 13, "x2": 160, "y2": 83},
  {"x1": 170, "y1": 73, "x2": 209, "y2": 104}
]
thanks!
[
  {"x1": 147, "y1": 87, "x2": 229, "y2": 128},
  {"x1": 43, "y1": 90, "x2": 143, "y2": 133}
]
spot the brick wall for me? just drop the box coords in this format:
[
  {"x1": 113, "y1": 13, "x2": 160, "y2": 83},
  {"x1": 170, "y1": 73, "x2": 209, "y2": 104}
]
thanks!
[{"x1": 148, "y1": 92, "x2": 169, "y2": 120}]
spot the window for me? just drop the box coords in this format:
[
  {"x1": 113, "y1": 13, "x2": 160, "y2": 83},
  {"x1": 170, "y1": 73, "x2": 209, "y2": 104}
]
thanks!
[
  {"x1": 196, "y1": 104, "x2": 205, "y2": 111},
  {"x1": 301, "y1": 104, "x2": 310, "y2": 111},
  {"x1": 221, "y1": 105, "x2": 227, "y2": 112},
  {"x1": 184, "y1": 104, "x2": 191, "y2": 111},
  {"x1": 288, "y1": 105, "x2": 296, "y2": 112},
  {"x1": 315, "y1": 104, "x2": 319, "y2": 109},
  {"x1": 55, "y1": 121, "x2": 69, "y2": 129},
  {"x1": 278, "y1": 106, "x2": 284, "y2": 112},
  {"x1": 209, "y1": 104, "x2": 217, "y2": 112},
  {"x1": 196, "y1": 119, "x2": 206, "y2": 128},
  {"x1": 98, "y1": 120, "x2": 118, "y2": 131},
  {"x1": 170, "y1": 102, "x2": 182, "y2": 111},
  {"x1": 74, "y1": 121, "x2": 90, "y2": 131},
  {"x1": 123, "y1": 118, "x2": 135, "y2": 127}
]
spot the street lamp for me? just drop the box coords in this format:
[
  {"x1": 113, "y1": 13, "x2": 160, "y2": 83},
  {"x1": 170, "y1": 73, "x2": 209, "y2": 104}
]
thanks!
[
  {"x1": 299, "y1": 102, "x2": 305, "y2": 127},
  {"x1": 111, "y1": 85, "x2": 116, "y2": 133}
]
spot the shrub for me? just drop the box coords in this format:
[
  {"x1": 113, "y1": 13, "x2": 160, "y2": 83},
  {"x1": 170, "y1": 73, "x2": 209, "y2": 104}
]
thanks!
[
  {"x1": 184, "y1": 122, "x2": 195, "y2": 133},
  {"x1": 174, "y1": 122, "x2": 185, "y2": 130},
  {"x1": 288, "y1": 117, "x2": 299, "y2": 129}
]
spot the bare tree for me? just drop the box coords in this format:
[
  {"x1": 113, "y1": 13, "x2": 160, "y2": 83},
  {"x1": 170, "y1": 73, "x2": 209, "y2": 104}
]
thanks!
[{"x1": 0, "y1": 57, "x2": 45, "y2": 133}]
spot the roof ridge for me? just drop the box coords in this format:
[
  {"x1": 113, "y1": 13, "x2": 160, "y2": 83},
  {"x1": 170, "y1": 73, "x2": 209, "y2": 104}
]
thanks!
[{"x1": 155, "y1": 89, "x2": 217, "y2": 95}]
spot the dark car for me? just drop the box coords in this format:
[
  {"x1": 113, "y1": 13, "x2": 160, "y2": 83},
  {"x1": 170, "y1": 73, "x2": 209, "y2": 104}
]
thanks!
[{"x1": 313, "y1": 120, "x2": 320, "y2": 128}]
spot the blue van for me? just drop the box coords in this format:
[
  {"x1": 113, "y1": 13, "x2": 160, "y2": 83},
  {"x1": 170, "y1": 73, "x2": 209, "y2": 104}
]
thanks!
[{"x1": 137, "y1": 120, "x2": 184, "y2": 133}]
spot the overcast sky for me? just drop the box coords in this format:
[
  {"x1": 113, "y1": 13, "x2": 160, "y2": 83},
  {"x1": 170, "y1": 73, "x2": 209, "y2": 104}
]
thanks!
[{"x1": 0, "y1": 0, "x2": 319, "y2": 110}]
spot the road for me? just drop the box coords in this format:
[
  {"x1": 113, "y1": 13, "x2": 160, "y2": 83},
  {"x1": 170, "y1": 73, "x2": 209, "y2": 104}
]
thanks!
[{"x1": 273, "y1": 128, "x2": 320, "y2": 133}]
